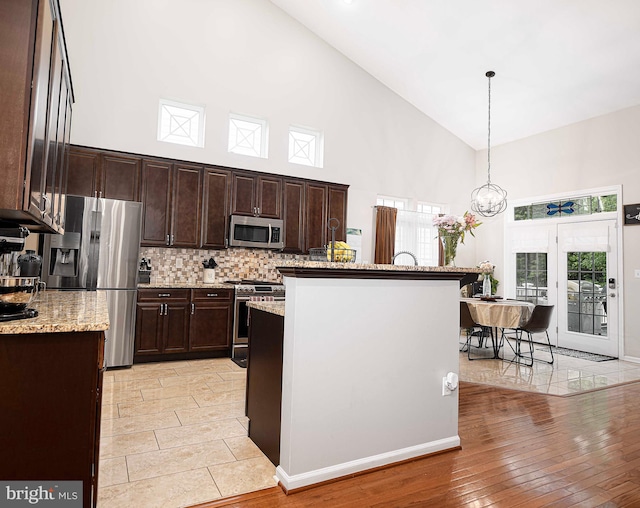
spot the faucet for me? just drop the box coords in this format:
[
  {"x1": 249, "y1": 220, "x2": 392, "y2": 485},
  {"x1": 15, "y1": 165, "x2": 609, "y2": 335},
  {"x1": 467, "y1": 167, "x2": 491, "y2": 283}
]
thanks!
[{"x1": 392, "y1": 251, "x2": 418, "y2": 266}]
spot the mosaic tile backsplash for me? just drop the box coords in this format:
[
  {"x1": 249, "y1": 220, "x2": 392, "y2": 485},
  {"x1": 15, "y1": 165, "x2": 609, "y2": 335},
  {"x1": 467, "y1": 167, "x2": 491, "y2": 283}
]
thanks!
[{"x1": 140, "y1": 247, "x2": 306, "y2": 285}]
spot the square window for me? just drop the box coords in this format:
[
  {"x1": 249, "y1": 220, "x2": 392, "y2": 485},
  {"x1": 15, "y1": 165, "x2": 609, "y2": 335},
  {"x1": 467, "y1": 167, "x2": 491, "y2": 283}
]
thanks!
[
  {"x1": 288, "y1": 126, "x2": 323, "y2": 168},
  {"x1": 157, "y1": 99, "x2": 205, "y2": 147},
  {"x1": 228, "y1": 113, "x2": 268, "y2": 158}
]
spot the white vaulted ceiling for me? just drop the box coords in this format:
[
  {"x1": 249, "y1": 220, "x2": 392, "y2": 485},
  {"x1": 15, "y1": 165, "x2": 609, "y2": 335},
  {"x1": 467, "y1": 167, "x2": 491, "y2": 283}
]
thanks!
[{"x1": 269, "y1": 0, "x2": 640, "y2": 149}]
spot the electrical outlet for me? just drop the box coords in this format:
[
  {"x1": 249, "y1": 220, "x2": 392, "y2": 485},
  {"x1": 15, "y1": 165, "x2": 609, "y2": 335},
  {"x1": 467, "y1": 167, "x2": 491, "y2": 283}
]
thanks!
[
  {"x1": 442, "y1": 377, "x2": 452, "y2": 396},
  {"x1": 635, "y1": 269, "x2": 640, "y2": 279}
]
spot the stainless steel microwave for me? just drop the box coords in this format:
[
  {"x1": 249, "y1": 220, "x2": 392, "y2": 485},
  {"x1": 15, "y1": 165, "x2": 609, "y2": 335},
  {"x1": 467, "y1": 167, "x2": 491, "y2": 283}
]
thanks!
[{"x1": 228, "y1": 215, "x2": 284, "y2": 249}]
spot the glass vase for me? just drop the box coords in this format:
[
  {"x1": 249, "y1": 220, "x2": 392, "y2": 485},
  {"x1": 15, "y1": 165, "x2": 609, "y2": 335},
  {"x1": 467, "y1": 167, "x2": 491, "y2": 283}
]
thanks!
[
  {"x1": 482, "y1": 273, "x2": 492, "y2": 296},
  {"x1": 441, "y1": 234, "x2": 459, "y2": 267}
]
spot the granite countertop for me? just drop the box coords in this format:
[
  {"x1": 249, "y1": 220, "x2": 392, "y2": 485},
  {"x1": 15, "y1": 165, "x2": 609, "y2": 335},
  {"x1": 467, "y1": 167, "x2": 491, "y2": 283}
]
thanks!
[
  {"x1": 247, "y1": 301, "x2": 285, "y2": 317},
  {"x1": 138, "y1": 282, "x2": 236, "y2": 289},
  {"x1": 277, "y1": 261, "x2": 482, "y2": 273},
  {"x1": 0, "y1": 290, "x2": 109, "y2": 335},
  {"x1": 277, "y1": 261, "x2": 483, "y2": 280}
]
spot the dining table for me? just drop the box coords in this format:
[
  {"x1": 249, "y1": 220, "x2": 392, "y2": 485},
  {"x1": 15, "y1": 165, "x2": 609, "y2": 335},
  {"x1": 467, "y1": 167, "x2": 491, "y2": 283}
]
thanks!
[{"x1": 461, "y1": 298, "x2": 535, "y2": 359}]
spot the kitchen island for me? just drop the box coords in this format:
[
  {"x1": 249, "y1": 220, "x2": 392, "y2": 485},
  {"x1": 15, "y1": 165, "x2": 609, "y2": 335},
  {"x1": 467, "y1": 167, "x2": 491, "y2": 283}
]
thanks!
[
  {"x1": 0, "y1": 290, "x2": 109, "y2": 508},
  {"x1": 250, "y1": 262, "x2": 480, "y2": 492}
]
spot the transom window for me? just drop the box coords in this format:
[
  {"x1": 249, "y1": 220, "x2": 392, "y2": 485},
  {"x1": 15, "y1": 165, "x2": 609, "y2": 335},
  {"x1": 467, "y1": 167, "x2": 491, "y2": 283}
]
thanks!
[
  {"x1": 288, "y1": 126, "x2": 323, "y2": 168},
  {"x1": 514, "y1": 194, "x2": 617, "y2": 221},
  {"x1": 228, "y1": 113, "x2": 268, "y2": 158},
  {"x1": 157, "y1": 99, "x2": 205, "y2": 148}
]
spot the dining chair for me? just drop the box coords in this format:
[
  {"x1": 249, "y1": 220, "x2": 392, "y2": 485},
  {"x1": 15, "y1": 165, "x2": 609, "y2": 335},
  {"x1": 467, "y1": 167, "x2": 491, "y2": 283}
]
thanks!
[
  {"x1": 504, "y1": 304, "x2": 555, "y2": 366},
  {"x1": 460, "y1": 301, "x2": 489, "y2": 360}
]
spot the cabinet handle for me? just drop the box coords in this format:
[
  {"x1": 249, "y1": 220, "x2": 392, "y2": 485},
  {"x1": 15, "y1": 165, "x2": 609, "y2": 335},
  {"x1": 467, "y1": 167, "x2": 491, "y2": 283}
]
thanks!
[
  {"x1": 98, "y1": 191, "x2": 103, "y2": 198},
  {"x1": 171, "y1": 234, "x2": 174, "y2": 245},
  {"x1": 206, "y1": 293, "x2": 218, "y2": 297},
  {"x1": 257, "y1": 207, "x2": 261, "y2": 216},
  {"x1": 158, "y1": 293, "x2": 171, "y2": 297},
  {"x1": 191, "y1": 303, "x2": 195, "y2": 314},
  {"x1": 166, "y1": 234, "x2": 170, "y2": 245},
  {"x1": 159, "y1": 303, "x2": 164, "y2": 316},
  {"x1": 41, "y1": 194, "x2": 51, "y2": 214}
]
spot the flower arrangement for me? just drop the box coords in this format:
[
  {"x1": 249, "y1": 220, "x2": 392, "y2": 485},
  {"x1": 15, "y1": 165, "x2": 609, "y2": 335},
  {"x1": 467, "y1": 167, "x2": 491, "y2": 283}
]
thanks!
[
  {"x1": 477, "y1": 260, "x2": 499, "y2": 295},
  {"x1": 432, "y1": 211, "x2": 481, "y2": 245},
  {"x1": 478, "y1": 260, "x2": 494, "y2": 275}
]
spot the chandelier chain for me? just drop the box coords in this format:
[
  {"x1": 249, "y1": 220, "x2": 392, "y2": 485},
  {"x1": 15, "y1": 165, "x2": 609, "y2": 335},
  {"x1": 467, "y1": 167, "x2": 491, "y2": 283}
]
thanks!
[{"x1": 487, "y1": 73, "x2": 491, "y2": 184}]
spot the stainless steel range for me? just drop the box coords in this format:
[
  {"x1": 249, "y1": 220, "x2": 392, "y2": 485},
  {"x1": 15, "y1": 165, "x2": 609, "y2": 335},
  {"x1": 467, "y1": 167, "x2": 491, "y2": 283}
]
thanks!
[{"x1": 226, "y1": 279, "x2": 285, "y2": 367}]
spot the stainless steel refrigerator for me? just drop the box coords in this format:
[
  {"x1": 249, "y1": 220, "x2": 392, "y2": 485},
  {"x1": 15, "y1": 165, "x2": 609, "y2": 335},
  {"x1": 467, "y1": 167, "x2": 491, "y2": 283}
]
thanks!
[{"x1": 42, "y1": 195, "x2": 142, "y2": 368}]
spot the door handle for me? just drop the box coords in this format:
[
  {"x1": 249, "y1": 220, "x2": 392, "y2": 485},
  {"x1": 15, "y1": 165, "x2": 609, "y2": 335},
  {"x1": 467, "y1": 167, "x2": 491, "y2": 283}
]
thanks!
[{"x1": 191, "y1": 303, "x2": 195, "y2": 314}]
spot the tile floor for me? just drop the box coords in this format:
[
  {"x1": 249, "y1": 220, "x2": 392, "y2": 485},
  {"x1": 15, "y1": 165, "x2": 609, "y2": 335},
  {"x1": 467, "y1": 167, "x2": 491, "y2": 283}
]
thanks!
[
  {"x1": 98, "y1": 358, "x2": 277, "y2": 508},
  {"x1": 459, "y1": 335, "x2": 640, "y2": 396}
]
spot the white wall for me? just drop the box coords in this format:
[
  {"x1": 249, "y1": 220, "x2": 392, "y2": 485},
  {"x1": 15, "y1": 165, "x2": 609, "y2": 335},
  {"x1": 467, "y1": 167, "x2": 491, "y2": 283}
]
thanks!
[
  {"x1": 59, "y1": 0, "x2": 476, "y2": 264},
  {"x1": 474, "y1": 105, "x2": 640, "y2": 358},
  {"x1": 279, "y1": 275, "x2": 460, "y2": 489}
]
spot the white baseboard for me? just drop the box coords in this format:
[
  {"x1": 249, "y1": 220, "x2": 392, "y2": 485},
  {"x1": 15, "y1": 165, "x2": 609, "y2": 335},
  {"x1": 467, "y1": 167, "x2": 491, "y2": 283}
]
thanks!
[
  {"x1": 622, "y1": 354, "x2": 640, "y2": 364},
  {"x1": 275, "y1": 436, "x2": 460, "y2": 491}
]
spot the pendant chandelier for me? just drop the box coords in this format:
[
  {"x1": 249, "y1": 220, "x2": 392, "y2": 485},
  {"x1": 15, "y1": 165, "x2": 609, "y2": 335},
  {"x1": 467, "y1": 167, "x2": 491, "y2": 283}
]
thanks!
[{"x1": 470, "y1": 70, "x2": 507, "y2": 217}]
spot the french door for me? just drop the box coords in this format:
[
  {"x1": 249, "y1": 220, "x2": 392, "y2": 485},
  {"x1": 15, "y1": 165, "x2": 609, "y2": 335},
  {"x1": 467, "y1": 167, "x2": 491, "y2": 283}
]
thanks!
[
  {"x1": 507, "y1": 219, "x2": 619, "y2": 357},
  {"x1": 556, "y1": 220, "x2": 618, "y2": 357}
]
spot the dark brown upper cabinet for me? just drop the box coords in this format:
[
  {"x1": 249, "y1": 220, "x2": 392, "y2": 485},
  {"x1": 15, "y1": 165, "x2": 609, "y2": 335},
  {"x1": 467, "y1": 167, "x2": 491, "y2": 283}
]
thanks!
[
  {"x1": 328, "y1": 184, "x2": 349, "y2": 242},
  {"x1": 283, "y1": 179, "x2": 305, "y2": 253},
  {"x1": 140, "y1": 160, "x2": 202, "y2": 248},
  {"x1": 231, "y1": 172, "x2": 282, "y2": 219},
  {"x1": 0, "y1": 0, "x2": 73, "y2": 233},
  {"x1": 201, "y1": 167, "x2": 232, "y2": 249},
  {"x1": 305, "y1": 183, "x2": 328, "y2": 251},
  {"x1": 67, "y1": 146, "x2": 141, "y2": 201},
  {"x1": 171, "y1": 164, "x2": 203, "y2": 248},
  {"x1": 140, "y1": 160, "x2": 172, "y2": 246}
]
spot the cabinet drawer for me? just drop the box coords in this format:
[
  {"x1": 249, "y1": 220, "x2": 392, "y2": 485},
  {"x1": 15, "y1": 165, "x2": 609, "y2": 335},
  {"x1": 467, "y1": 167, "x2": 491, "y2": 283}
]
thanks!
[
  {"x1": 191, "y1": 288, "x2": 233, "y2": 302},
  {"x1": 137, "y1": 289, "x2": 190, "y2": 302}
]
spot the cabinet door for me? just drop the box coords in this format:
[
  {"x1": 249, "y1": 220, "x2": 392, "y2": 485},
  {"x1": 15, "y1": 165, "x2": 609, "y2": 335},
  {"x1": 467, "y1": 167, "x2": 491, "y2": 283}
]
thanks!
[
  {"x1": 189, "y1": 303, "x2": 232, "y2": 351},
  {"x1": 283, "y1": 179, "x2": 305, "y2": 253},
  {"x1": 328, "y1": 185, "x2": 348, "y2": 242},
  {"x1": 305, "y1": 183, "x2": 328, "y2": 252},
  {"x1": 101, "y1": 153, "x2": 141, "y2": 201},
  {"x1": 140, "y1": 159, "x2": 172, "y2": 246},
  {"x1": 231, "y1": 173, "x2": 257, "y2": 216},
  {"x1": 201, "y1": 167, "x2": 231, "y2": 249},
  {"x1": 257, "y1": 176, "x2": 282, "y2": 219},
  {"x1": 67, "y1": 147, "x2": 100, "y2": 197},
  {"x1": 26, "y1": 0, "x2": 55, "y2": 220},
  {"x1": 171, "y1": 164, "x2": 202, "y2": 248},
  {"x1": 40, "y1": 22, "x2": 63, "y2": 229},
  {"x1": 135, "y1": 303, "x2": 163, "y2": 355},
  {"x1": 163, "y1": 303, "x2": 190, "y2": 353}
]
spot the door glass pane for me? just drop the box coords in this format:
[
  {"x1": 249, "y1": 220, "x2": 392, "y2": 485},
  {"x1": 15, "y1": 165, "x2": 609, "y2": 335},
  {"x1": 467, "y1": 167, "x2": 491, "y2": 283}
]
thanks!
[
  {"x1": 515, "y1": 253, "x2": 548, "y2": 304},
  {"x1": 566, "y1": 252, "x2": 607, "y2": 336}
]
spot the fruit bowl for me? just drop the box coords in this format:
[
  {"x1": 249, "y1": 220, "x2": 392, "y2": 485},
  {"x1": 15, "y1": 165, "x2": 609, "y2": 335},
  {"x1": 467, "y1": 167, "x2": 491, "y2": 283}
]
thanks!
[{"x1": 309, "y1": 245, "x2": 356, "y2": 263}]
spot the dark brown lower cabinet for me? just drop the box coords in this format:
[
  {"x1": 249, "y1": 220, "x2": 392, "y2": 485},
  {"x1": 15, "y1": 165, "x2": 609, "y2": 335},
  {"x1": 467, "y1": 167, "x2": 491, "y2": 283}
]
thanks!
[
  {"x1": 135, "y1": 288, "x2": 232, "y2": 362},
  {"x1": 0, "y1": 331, "x2": 105, "y2": 508},
  {"x1": 246, "y1": 308, "x2": 284, "y2": 466},
  {"x1": 190, "y1": 289, "x2": 233, "y2": 351}
]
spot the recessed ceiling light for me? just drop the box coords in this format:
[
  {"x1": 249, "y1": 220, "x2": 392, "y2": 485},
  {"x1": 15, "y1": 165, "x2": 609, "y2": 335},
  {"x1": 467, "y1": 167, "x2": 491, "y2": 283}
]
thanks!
[{"x1": 344, "y1": 0, "x2": 353, "y2": 4}]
